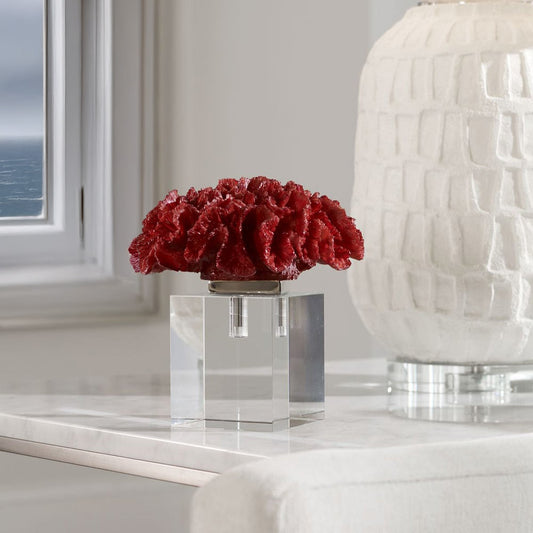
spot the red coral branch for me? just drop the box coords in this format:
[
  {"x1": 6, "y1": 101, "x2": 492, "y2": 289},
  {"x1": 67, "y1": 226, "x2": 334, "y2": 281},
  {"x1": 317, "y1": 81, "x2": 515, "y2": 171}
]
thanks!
[{"x1": 128, "y1": 177, "x2": 364, "y2": 280}]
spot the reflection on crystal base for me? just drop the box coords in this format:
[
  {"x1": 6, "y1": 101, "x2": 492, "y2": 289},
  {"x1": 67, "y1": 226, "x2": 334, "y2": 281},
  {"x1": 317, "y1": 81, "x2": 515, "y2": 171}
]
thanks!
[
  {"x1": 170, "y1": 418, "x2": 291, "y2": 432},
  {"x1": 205, "y1": 419, "x2": 290, "y2": 432},
  {"x1": 290, "y1": 402, "x2": 325, "y2": 419},
  {"x1": 171, "y1": 400, "x2": 324, "y2": 432},
  {"x1": 388, "y1": 359, "x2": 533, "y2": 423},
  {"x1": 171, "y1": 413, "x2": 325, "y2": 432}
]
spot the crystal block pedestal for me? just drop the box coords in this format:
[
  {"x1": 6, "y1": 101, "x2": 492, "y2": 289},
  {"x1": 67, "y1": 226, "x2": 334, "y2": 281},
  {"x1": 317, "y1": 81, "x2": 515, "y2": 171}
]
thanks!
[
  {"x1": 170, "y1": 283, "x2": 324, "y2": 431},
  {"x1": 388, "y1": 359, "x2": 533, "y2": 423}
]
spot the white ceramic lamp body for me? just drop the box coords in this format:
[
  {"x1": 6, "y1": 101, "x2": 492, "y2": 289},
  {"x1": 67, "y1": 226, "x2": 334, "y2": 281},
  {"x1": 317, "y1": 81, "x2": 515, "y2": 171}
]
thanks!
[{"x1": 350, "y1": 1, "x2": 533, "y2": 364}]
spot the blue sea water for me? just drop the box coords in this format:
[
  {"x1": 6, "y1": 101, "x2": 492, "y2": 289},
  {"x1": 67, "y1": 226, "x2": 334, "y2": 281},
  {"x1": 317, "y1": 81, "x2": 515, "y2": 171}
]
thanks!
[{"x1": 0, "y1": 138, "x2": 44, "y2": 218}]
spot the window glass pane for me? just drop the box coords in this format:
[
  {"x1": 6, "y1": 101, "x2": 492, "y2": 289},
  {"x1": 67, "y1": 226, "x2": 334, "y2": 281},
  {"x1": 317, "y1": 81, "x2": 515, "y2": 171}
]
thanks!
[{"x1": 0, "y1": 0, "x2": 44, "y2": 219}]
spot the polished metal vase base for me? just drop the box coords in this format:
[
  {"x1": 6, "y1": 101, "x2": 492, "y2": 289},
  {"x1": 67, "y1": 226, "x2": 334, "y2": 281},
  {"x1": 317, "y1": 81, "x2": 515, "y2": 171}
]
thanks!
[{"x1": 207, "y1": 280, "x2": 282, "y2": 295}]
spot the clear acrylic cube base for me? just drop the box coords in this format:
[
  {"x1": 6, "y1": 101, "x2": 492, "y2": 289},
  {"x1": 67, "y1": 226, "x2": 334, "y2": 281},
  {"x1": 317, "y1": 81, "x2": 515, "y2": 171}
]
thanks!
[
  {"x1": 170, "y1": 292, "x2": 324, "y2": 431},
  {"x1": 388, "y1": 359, "x2": 533, "y2": 423}
]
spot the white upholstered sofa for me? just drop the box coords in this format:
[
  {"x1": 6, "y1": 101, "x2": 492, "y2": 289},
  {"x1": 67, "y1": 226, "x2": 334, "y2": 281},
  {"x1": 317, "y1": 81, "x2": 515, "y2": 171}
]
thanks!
[{"x1": 192, "y1": 433, "x2": 533, "y2": 532}]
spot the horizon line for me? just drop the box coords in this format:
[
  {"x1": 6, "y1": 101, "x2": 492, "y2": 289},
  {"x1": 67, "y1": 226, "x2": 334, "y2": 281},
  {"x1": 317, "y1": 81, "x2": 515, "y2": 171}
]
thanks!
[{"x1": 0, "y1": 135, "x2": 44, "y2": 140}]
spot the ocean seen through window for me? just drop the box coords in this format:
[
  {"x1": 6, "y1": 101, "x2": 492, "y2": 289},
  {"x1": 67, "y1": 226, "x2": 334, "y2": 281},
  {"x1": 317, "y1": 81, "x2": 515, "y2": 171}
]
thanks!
[
  {"x1": 0, "y1": 138, "x2": 43, "y2": 217},
  {"x1": 0, "y1": 0, "x2": 44, "y2": 219}
]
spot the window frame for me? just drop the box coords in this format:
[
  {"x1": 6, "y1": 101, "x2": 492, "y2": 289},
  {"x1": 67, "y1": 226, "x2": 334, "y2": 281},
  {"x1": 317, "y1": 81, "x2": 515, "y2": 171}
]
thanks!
[
  {"x1": 0, "y1": 0, "x2": 82, "y2": 266},
  {"x1": 0, "y1": 0, "x2": 157, "y2": 326}
]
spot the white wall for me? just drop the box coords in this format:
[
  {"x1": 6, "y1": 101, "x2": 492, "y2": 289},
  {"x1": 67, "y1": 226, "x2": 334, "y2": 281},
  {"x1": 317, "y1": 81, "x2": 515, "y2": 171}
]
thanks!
[
  {"x1": 159, "y1": 0, "x2": 413, "y2": 360},
  {"x1": 0, "y1": 1, "x2": 414, "y2": 532},
  {"x1": 0, "y1": 453, "x2": 194, "y2": 533}
]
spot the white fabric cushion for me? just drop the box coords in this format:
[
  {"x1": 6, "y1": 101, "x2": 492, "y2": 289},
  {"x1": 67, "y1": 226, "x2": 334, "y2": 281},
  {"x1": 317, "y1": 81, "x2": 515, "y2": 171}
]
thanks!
[{"x1": 191, "y1": 433, "x2": 533, "y2": 533}]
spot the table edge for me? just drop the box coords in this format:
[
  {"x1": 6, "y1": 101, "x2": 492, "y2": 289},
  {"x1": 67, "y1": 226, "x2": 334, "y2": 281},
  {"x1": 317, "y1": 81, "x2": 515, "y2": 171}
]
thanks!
[{"x1": 0, "y1": 436, "x2": 217, "y2": 488}]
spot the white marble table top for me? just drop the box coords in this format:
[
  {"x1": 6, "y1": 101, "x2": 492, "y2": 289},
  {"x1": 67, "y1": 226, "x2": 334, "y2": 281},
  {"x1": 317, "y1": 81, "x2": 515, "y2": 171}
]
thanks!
[{"x1": 1, "y1": 358, "x2": 532, "y2": 486}]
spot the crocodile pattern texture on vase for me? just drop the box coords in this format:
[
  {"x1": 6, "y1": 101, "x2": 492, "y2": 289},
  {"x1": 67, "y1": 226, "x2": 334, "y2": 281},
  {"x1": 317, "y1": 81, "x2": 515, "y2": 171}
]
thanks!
[{"x1": 350, "y1": 2, "x2": 533, "y2": 363}]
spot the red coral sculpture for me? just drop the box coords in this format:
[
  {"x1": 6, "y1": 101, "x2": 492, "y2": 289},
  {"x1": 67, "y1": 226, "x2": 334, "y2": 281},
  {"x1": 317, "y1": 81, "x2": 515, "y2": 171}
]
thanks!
[{"x1": 129, "y1": 177, "x2": 364, "y2": 281}]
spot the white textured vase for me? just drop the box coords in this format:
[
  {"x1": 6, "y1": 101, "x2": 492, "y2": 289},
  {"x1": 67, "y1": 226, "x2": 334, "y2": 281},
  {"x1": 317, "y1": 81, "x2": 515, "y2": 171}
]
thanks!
[{"x1": 350, "y1": 1, "x2": 533, "y2": 364}]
